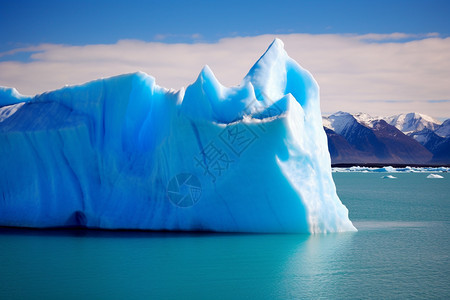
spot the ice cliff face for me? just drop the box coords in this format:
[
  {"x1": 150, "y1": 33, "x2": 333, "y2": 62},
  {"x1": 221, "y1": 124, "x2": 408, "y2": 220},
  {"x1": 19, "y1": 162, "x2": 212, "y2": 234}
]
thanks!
[
  {"x1": 386, "y1": 112, "x2": 441, "y2": 134},
  {"x1": 0, "y1": 39, "x2": 356, "y2": 233}
]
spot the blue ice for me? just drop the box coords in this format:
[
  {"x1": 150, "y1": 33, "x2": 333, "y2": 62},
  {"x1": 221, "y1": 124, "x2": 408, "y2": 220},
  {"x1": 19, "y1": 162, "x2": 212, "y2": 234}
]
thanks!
[{"x1": 0, "y1": 39, "x2": 356, "y2": 233}]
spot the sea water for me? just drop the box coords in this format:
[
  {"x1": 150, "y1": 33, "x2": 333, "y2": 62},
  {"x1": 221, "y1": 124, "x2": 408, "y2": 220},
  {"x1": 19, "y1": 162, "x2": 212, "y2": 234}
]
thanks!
[{"x1": 0, "y1": 173, "x2": 448, "y2": 299}]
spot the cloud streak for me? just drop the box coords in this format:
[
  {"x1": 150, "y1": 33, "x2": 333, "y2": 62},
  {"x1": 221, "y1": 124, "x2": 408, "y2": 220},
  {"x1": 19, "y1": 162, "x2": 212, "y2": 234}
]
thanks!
[{"x1": 0, "y1": 34, "x2": 449, "y2": 118}]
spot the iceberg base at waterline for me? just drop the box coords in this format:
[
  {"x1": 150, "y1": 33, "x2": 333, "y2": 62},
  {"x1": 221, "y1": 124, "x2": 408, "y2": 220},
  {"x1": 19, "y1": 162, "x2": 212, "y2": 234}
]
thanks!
[{"x1": 0, "y1": 39, "x2": 356, "y2": 233}]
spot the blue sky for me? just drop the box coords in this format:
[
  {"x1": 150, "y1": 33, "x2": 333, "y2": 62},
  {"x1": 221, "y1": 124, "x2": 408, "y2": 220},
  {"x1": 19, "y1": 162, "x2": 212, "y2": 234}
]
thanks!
[
  {"x1": 1, "y1": 0, "x2": 450, "y2": 117},
  {"x1": 2, "y1": 0, "x2": 449, "y2": 50}
]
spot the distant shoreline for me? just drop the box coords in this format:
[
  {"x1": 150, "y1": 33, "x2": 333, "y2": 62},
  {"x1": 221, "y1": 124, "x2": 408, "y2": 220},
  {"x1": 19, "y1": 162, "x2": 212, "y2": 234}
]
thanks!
[{"x1": 331, "y1": 163, "x2": 450, "y2": 168}]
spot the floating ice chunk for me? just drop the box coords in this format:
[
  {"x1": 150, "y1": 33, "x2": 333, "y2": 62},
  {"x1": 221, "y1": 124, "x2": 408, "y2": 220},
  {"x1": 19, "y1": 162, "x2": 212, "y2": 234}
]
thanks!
[
  {"x1": 381, "y1": 175, "x2": 397, "y2": 179},
  {"x1": 427, "y1": 174, "x2": 444, "y2": 179},
  {"x1": 376, "y1": 166, "x2": 397, "y2": 173}
]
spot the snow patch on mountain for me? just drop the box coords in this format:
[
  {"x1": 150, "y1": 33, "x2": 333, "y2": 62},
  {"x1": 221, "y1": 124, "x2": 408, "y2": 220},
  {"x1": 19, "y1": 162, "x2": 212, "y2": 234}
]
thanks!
[
  {"x1": 435, "y1": 119, "x2": 450, "y2": 138},
  {"x1": 386, "y1": 112, "x2": 441, "y2": 134},
  {"x1": 323, "y1": 111, "x2": 360, "y2": 135}
]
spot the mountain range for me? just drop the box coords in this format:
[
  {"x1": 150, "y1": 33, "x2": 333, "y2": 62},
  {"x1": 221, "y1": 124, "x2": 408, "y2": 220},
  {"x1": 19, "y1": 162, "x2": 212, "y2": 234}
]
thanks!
[{"x1": 323, "y1": 112, "x2": 450, "y2": 165}]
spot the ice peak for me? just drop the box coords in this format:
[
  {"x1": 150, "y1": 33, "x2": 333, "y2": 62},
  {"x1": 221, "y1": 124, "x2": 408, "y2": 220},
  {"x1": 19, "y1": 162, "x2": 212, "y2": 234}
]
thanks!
[
  {"x1": 249, "y1": 38, "x2": 287, "y2": 71},
  {"x1": 243, "y1": 38, "x2": 290, "y2": 103},
  {"x1": 200, "y1": 64, "x2": 212, "y2": 76},
  {"x1": 198, "y1": 65, "x2": 217, "y2": 82},
  {"x1": 194, "y1": 64, "x2": 223, "y2": 95},
  {"x1": 265, "y1": 38, "x2": 285, "y2": 54},
  {"x1": 0, "y1": 86, "x2": 32, "y2": 107}
]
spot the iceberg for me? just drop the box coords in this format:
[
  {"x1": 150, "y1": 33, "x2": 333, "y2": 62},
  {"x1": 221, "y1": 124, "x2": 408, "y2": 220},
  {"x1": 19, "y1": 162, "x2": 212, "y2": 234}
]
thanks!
[{"x1": 0, "y1": 39, "x2": 356, "y2": 233}]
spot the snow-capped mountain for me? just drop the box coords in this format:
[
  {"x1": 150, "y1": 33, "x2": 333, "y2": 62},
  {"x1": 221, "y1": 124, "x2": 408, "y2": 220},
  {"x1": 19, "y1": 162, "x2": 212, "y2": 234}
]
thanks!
[
  {"x1": 323, "y1": 111, "x2": 449, "y2": 164},
  {"x1": 384, "y1": 113, "x2": 450, "y2": 163},
  {"x1": 409, "y1": 128, "x2": 441, "y2": 147},
  {"x1": 435, "y1": 119, "x2": 450, "y2": 138},
  {"x1": 370, "y1": 120, "x2": 432, "y2": 163},
  {"x1": 352, "y1": 112, "x2": 380, "y2": 127},
  {"x1": 324, "y1": 112, "x2": 387, "y2": 158},
  {"x1": 385, "y1": 112, "x2": 441, "y2": 134}
]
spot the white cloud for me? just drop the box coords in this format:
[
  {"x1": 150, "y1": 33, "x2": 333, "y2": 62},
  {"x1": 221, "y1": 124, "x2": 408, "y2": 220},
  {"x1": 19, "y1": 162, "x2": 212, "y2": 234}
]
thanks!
[
  {"x1": 0, "y1": 34, "x2": 449, "y2": 118},
  {"x1": 354, "y1": 32, "x2": 440, "y2": 41}
]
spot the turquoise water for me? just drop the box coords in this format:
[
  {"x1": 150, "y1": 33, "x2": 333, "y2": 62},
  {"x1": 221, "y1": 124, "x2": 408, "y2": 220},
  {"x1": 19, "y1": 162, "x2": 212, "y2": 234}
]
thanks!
[{"x1": 0, "y1": 173, "x2": 449, "y2": 299}]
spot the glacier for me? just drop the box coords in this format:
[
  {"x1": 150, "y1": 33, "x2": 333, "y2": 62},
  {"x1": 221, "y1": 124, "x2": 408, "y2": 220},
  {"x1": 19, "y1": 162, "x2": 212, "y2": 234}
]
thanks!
[{"x1": 0, "y1": 39, "x2": 356, "y2": 233}]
